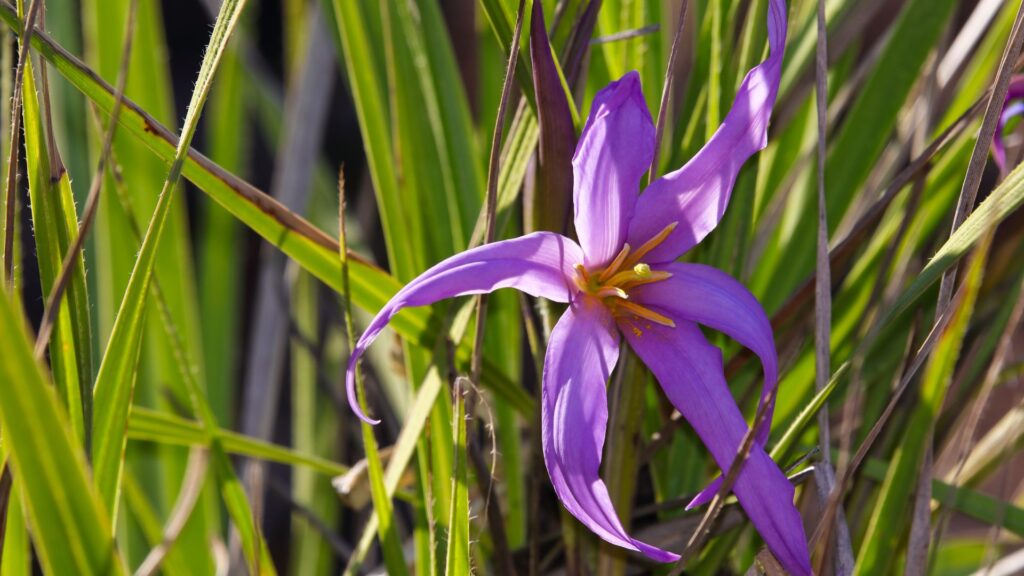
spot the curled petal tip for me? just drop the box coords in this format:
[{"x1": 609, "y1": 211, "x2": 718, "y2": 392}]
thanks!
[{"x1": 346, "y1": 358, "x2": 381, "y2": 426}]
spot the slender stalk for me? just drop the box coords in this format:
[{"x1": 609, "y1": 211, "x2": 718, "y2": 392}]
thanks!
[{"x1": 811, "y1": 0, "x2": 853, "y2": 572}]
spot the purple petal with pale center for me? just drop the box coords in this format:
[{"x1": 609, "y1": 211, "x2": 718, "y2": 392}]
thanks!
[
  {"x1": 992, "y1": 75, "x2": 1024, "y2": 174},
  {"x1": 630, "y1": 263, "x2": 778, "y2": 507},
  {"x1": 573, "y1": 71, "x2": 655, "y2": 268},
  {"x1": 542, "y1": 296, "x2": 678, "y2": 562},
  {"x1": 345, "y1": 232, "x2": 583, "y2": 423},
  {"x1": 626, "y1": 0, "x2": 788, "y2": 263},
  {"x1": 622, "y1": 319, "x2": 811, "y2": 576}
]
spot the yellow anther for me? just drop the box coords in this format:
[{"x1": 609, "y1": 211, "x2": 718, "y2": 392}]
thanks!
[
  {"x1": 618, "y1": 270, "x2": 673, "y2": 290},
  {"x1": 624, "y1": 222, "x2": 678, "y2": 267},
  {"x1": 633, "y1": 263, "x2": 651, "y2": 278}
]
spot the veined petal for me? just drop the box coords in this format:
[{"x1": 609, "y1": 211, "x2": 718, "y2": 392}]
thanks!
[
  {"x1": 635, "y1": 264, "x2": 776, "y2": 508},
  {"x1": 623, "y1": 320, "x2": 811, "y2": 576},
  {"x1": 574, "y1": 71, "x2": 655, "y2": 268},
  {"x1": 346, "y1": 232, "x2": 583, "y2": 423},
  {"x1": 542, "y1": 297, "x2": 677, "y2": 562},
  {"x1": 631, "y1": 262, "x2": 777, "y2": 452},
  {"x1": 626, "y1": 0, "x2": 788, "y2": 263}
]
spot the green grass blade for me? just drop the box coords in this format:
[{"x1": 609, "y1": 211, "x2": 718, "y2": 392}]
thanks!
[
  {"x1": 289, "y1": 270, "x2": 340, "y2": 575},
  {"x1": 344, "y1": 368, "x2": 445, "y2": 574},
  {"x1": 0, "y1": 293, "x2": 125, "y2": 575},
  {"x1": 855, "y1": 237, "x2": 989, "y2": 575},
  {"x1": 444, "y1": 379, "x2": 471, "y2": 576},
  {"x1": 200, "y1": 33, "x2": 247, "y2": 425},
  {"x1": 210, "y1": 442, "x2": 276, "y2": 573},
  {"x1": 759, "y1": 0, "x2": 959, "y2": 306},
  {"x1": 884, "y1": 160, "x2": 1024, "y2": 326},
  {"x1": 91, "y1": 0, "x2": 250, "y2": 525},
  {"x1": 0, "y1": 481, "x2": 29, "y2": 576},
  {"x1": 128, "y1": 406, "x2": 348, "y2": 477},
  {"x1": 333, "y1": 0, "x2": 419, "y2": 280},
  {"x1": 857, "y1": 455, "x2": 1024, "y2": 538},
  {"x1": 17, "y1": 18, "x2": 88, "y2": 445},
  {"x1": 0, "y1": 1, "x2": 532, "y2": 418},
  {"x1": 484, "y1": 290, "x2": 525, "y2": 547},
  {"x1": 81, "y1": 2, "x2": 214, "y2": 567}
]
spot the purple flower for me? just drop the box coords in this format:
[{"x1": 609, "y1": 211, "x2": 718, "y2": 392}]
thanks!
[
  {"x1": 345, "y1": 0, "x2": 811, "y2": 573},
  {"x1": 992, "y1": 75, "x2": 1024, "y2": 175}
]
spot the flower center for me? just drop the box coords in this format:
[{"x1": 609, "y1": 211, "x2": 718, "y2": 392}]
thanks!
[{"x1": 573, "y1": 222, "x2": 678, "y2": 328}]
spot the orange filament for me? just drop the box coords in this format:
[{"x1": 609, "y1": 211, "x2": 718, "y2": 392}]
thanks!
[
  {"x1": 623, "y1": 222, "x2": 678, "y2": 268},
  {"x1": 597, "y1": 243, "x2": 632, "y2": 283},
  {"x1": 611, "y1": 301, "x2": 676, "y2": 327}
]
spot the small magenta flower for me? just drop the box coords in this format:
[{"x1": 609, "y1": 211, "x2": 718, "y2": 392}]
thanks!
[
  {"x1": 345, "y1": 0, "x2": 811, "y2": 573},
  {"x1": 992, "y1": 75, "x2": 1024, "y2": 175}
]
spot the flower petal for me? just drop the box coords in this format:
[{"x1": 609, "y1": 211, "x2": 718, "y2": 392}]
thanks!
[
  {"x1": 542, "y1": 297, "x2": 677, "y2": 562},
  {"x1": 630, "y1": 263, "x2": 777, "y2": 507},
  {"x1": 573, "y1": 71, "x2": 655, "y2": 268},
  {"x1": 623, "y1": 320, "x2": 811, "y2": 576},
  {"x1": 626, "y1": 0, "x2": 788, "y2": 262},
  {"x1": 346, "y1": 232, "x2": 583, "y2": 423},
  {"x1": 993, "y1": 75, "x2": 1024, "y2": 174}
]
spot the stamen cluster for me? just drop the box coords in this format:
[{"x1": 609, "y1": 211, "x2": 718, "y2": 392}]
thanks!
[{"x1": 573, "y1": 222, "x2": 678, "y2": 327}]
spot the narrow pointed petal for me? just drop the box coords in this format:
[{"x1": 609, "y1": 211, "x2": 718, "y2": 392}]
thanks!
[
  {"x1": 623, "y1": 320, "x2": 811, "y2": 576},
  {"x1": 626, "y1": 0, "x2": 788, "y2": 262},
  {"x1": 527, "y1": 1, "x2": 576, "y2": 234},
  {"x1": 630, "y1": 262, "x2": 777, "y2": 508},
  {"x1": 346, "y1": 232, "x2": 583, "y2": 423},
  {"x1": 631, "y1": 263, "x2": 776, "y2": 393},
  {"x1": 574, "y1": 71, "x2": 655, "y2": 268},
  {"x1": 542, "y1": 297, "x2": 678, "y2": 562}
]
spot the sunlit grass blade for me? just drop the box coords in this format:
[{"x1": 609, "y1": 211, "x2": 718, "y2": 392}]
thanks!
[
  {"x1": 200, "y1": 32, "x2": 247, "y2": 425},
  {"x1": 0, "y1": 4, "x2": 534, "y2": 418},
  {"x1": 289, "y1": 270, "x2": 340, "y2": 575},
  {"x1": 855, "y1": 235, "x2": 990, "y2": 574},
  {"x1": 337, "y1": 175, "x2": 409, "y2": 575},
  {"x1": 857, "y1": 455, "x2": 1024, "y2": 538},
  {"x1": 332, "y1": 0, "x2": 419, "y2": 280},
  {"x1": 0, "y1": 292, "x2": 125, "y2": 575},
  {"x1": 90, "y1": 0, "x2": 249, "y2": 525},
  {"x1": 0, "y1": 479, "x2": 29, "y2": 576},
  {"x1": 128, "y1": 406, "x2": 347, "y2": 477},
  {"x1": 17, "y1": 0, "x2": 88, "y2": 445},
  {"x1": 120, "y1": 470, "x2": 194, "y2": 575},
  {"x1": 444, "y1": 378, "x2": 471, "y2": 576},
  {"x1": 343, "y1": 368, "x2": 445, "y2": 574},
  {"x1": 884, "y1": 159, "x2": 1024, "y2": 325},
  {"x1": 758, "y1": 0, "x2": 959, "y2": 307},
  {"x1": 335, "y1": 5, "x2": 455, "y2": 564},
  {"x1": 388, "y1": 0, "x2": 483, "y2": 255},
  {"x1": 80, "y1": 0, "x2": 216, "y2": 567}
]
